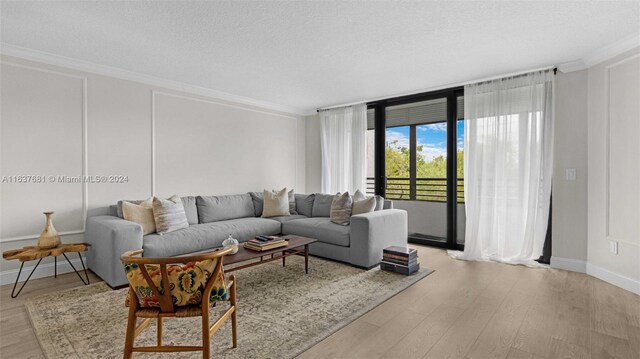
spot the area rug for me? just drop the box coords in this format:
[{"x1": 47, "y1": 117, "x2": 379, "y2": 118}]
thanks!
[{"x1": 26, "y1": 256, "x2": 433, "y2": 358}]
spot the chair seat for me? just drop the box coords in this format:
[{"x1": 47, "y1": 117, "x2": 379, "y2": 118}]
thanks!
[{"x1": 136, "y1": 305, "x2": 207, "y2": 318}]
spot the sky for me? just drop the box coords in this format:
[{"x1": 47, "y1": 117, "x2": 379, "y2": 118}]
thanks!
[{"x1": 386, "y1": 120, "x2": 464, "y2": 161}]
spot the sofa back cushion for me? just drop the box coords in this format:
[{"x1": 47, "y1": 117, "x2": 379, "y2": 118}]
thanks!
[
  {"x1": 295, "y1": 193, "x2": 315, "y2": 217},
  {"x1": 312, "y1": 193, "x2": 335, "y2": 217},
  {"x1": 181, "y1": 196, "x2": 198, "y2": 225},
  {"x1": 196, "y1": 194, "x2": 255, "y2": 223}
]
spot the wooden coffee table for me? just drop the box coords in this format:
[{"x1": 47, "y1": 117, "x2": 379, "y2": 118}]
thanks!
[{"x1": 224, "y1": 235, "x2": 316, "y2": 274}]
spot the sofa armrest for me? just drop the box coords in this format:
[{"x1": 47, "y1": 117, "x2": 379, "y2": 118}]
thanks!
[
  {"x1": 85, "y1": 215, "x2": 143, "y2": 287},
  {"x1": 349, "y1": 209, "x2": 408, "y2": 268}
]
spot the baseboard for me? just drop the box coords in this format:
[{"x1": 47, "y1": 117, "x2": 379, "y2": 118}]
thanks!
[
  {"x1": 586, "y1": 263, "x2": 640, "y2": 296},
  {"x1": 0, "y1": 256, "x2": 85, "y2": 286},
  {"x1": 550, "y1": 256, "x2": 587, "y2": 273}
]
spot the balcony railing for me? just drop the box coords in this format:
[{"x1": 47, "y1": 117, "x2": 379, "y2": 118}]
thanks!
[{"x1": 366, "y1": 177, "x2": 464, "y2": 203}]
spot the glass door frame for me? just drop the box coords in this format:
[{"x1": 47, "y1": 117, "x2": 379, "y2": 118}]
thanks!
[{"x1": 368, "y1": 87, "x2": 464, "y2": 250}]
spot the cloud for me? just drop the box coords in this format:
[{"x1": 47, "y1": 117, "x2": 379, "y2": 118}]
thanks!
[
  {"x1": 417, "y1": 122, "x2": 447, "y2": 132},
  {"x1": 420, "y1": 144, "x2": 447, "y2": 161},
  {"x1": 386, "y1": 130, "x2": 409, "y2": 149},
  {"x1": 387, "y1": 128, "x2": 449, "y2": 161}
]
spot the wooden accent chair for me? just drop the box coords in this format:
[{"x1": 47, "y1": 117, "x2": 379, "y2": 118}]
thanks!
[{"x1": 120, "y1": 247, "x2": 237, "y2": 358}]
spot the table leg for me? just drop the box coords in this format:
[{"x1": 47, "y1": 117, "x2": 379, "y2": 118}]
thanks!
[
  {"x1": 282, "y1": 251, "x2": 286, "y2": 267},
  {"x1": 61, "y1": 253, "x2": 90, "y2": 285},
  {"x1": 11, "y1": 258, "x2": 43, "y2": 298},
  {"x1": 305, "y1": 244, "x2": 309, "y2": 274},
  {"x1": 54, "y1": 256, "x2": 57, "y2": 278}
]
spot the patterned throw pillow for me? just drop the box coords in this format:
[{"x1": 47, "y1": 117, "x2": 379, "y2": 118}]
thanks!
[
  {"x1": 123, "y1": 258, "x2": 229, "y2": 308},
  {"x1": 152, "y1": 195, "x2": 189, "y2": 234},
  {"x1": 122, "y1": 198, "x2": 156, "y2": 235},
  {"x1": 330, "y1": 192, "x2": 353, "y2": 225},
  {"x1": 352, "y1": 190, "x2": 377, "y2": 215}
]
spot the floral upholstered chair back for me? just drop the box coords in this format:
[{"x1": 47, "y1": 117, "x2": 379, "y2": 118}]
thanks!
[{"x1": 121, "y1": 250, "x2": 230, "y2": 310}]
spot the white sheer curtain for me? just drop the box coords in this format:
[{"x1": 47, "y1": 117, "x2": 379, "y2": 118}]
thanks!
[
  {"x1": 451, "y1": 70, "x2": 554, "y2": 266},
  {"x1": 319, "y1": 104, "x2": 367, "y2": 194}
]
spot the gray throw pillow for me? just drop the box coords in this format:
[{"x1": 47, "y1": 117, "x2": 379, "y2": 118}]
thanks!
[
  {"x1": 295, "y1": 193, "x2": 315, "y2": 217},
  {"x1": 152, "y1": 195, "x2": 189, "y2": 234},
  {"x1": 330, "y1": 192, "x2": 353, "y2": 226}
]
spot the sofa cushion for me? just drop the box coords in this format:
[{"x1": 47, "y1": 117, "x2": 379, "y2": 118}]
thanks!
[
  {"x1": 249, "y1": 192, "x2": 264, "y2": 217},
  {"x1": 282, "y1": 217, "x2": 350, "y2": 247},
  {"x1": 196, "y1": 194, "x2": 254, "y2": 223},
  {"x1": 144, "y1": 217, "x2": 281, "y2": 257},
  {"x1": 312, "y1": 193, "x2": 335, "y2": 217},
  {"x1": 295, "y1": 193, "x2": 315, "y2": 217},
  {"x1": 181, "y1": 196, "x2": 198, "y2": 225},
  {"x1": 267, "y1": 214, "x2": 307, "y2": 224}
]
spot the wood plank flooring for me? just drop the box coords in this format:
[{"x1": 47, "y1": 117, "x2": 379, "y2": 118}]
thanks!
[{"x1": 0, "y1": 245, "x2": 638, "y2": 358}]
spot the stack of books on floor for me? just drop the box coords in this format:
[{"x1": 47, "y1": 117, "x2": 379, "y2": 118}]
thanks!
[
  {"x1": 244, "y1": 235, "x2": 289, "y2": 251},
  {"x1": 380, "y1": 246, "x2": 419, "y2": 275}
]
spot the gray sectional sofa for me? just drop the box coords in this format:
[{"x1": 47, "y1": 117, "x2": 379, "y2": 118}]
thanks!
[{"x1": 86, "y1": 193, "x2": 408, "y2": 288}]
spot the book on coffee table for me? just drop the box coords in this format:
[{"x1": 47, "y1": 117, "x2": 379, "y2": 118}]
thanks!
[{"x1": 244, "y1": 240, "x2": 289, "y2": 252}]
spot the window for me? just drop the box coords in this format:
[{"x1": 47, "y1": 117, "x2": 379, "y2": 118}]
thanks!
[{"x1": 379, "y1": 97, "x2": 464, "y2": 202}]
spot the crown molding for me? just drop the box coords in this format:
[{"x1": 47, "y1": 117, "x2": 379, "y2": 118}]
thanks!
[
  {"x1": 557, "y1": 59, "x2": 587, "y2": 73},
  {"x1": 0, "y1": 43, "x2": 308, "y2": 116},
  {"x1": 582, "y1": 32, "x2": 640, "y2": 68}
]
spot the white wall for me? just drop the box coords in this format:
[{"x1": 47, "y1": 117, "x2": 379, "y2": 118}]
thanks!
[
  {"x1": 550, "y1": 70, "x2": 589, "y2": 272},
  {"x1": 586, "y1": 48, "x2": 640, "y2": 294},
  {"x1": 0, "y1": 55, "x2": 306, "y2": 283}
]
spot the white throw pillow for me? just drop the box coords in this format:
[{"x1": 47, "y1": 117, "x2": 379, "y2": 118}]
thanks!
[
  {"x1": 262, "y1": 188, "x2": 290, "y2": 218},
  {"x1": 354, "y1": 189, "x2": 383, "y2": 212},
  {"x1": 122, "y1": 197, "x2": 156, "y2": 235},
  {"x1": 352, "y1": 190, "x2": 376, "y2": 215}
]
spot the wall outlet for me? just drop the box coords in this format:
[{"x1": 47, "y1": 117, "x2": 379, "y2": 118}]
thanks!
[
  {"x1": 609, "y1": 240, "x2": 618, "y2": 255},
  {"x1": 566, "y1": 168, "x2": 577, "y2": 181}
]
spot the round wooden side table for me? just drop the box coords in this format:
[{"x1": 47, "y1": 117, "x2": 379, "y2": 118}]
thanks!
[{"x1": 2, "y1": 243, "x2": 91, "y2": 298}]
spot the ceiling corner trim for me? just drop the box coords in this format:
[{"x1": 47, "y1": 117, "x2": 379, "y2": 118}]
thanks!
[
  {"x1": 582, "y1": 32, "x2": 640, "y2": 68},
  {"x1": 558, "y1": 59, "x2": 587, "y2": 73},
  {"x1": 0, "y1": 43, "x2": 308, "y2": 116}
]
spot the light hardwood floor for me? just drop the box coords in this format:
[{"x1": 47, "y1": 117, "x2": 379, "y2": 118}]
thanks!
[{"x1": 1, "y1": 245, "x2": 638, "y2": 358}]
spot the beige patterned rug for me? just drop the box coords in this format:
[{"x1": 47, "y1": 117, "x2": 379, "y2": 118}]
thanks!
[{"x1": 26, "y1": 256, "x2": 433, "y2": 358}]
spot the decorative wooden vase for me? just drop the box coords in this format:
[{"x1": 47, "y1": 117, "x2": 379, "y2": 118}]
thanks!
[{"x1": 37, "y1": 211, "x2": 61, "y2": 249}]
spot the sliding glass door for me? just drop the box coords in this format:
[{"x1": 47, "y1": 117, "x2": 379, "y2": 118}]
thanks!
[{"x1": 368, "y1": 88, "x2": 464, "y2": 250}]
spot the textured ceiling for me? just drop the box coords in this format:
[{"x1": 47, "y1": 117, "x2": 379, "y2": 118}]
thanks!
[{"x1": 1, "y1": 1, "x2": 639, "y2": 114}]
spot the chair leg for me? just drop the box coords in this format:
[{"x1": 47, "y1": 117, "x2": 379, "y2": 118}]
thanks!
[
  {"x1": 157, "y1": 317, "x2": 162, "y2": 346},
  {"x1": 123, "y1": 308, "x2": 137, "y2": 359},
  {"x1": 230, "y1": 274, "x2": 237, "y2": 348},
  {"x1": 202, "y1": 306, "x2": 210, "y2": 358}
]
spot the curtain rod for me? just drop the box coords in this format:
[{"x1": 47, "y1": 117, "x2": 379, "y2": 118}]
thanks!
[{"x1": 316, "y1": 65, "x2": 557, "y2": 113}]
